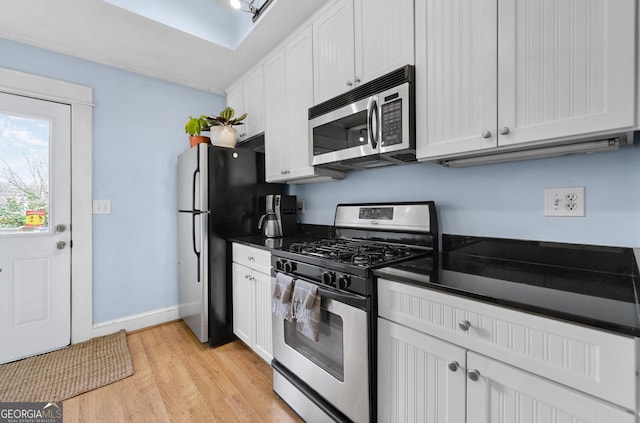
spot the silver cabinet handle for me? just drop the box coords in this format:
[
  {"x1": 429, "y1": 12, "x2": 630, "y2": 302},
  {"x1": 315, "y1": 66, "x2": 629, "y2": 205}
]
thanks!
[
  {"x1": 481, "y1": 130, "x2": 492, "y2": 139},
  {"x1": 55, "y1": 224, "x2": 67, "y2": 233},
  {"x1": 56, "y1": 241, "x2": 66, "y2": 250},
  {"x1": 468, "y1": 369, "x2": 480, "y2": 381},
  {"x1": 499, "y1": 126, "x2": 510, "y2": 135},
  {"x1": 354, "y1": 77, "x2": 361, "y2": 84},
  {"x1": 248, "y1": 256, "x2": 255, "y2": 261},
  {"x1": 346, "y1": 80, "x2": 353, "y2": 87},
  {"x1": 448, "y1": 361, "x2": 459, "y2": 372},
  {"x1": 458, "y1": 320, "x2": 471, "y2": 331}
]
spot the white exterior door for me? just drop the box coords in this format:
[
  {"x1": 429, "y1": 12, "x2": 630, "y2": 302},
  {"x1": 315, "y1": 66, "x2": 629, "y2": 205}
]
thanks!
[{"x1": 0, "y1": 92, "x2": 71, "y2": 364}]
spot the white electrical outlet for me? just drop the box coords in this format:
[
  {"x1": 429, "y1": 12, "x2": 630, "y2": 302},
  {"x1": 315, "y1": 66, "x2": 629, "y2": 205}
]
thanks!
[
  {"x1": 544, "y1": 187, "x2": 585, "y2": 217},
  {"x1": 92, "y1": 200, "x2": 112, "y2": 215}
]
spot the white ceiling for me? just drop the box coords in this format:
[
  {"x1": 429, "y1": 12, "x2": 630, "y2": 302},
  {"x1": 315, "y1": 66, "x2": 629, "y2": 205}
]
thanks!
[{"x1": 0, "y1": 0, "x2": 325, "y2": 95}]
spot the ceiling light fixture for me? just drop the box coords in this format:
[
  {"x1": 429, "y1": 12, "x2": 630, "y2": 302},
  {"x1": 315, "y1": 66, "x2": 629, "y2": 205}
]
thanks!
[{"x1": 230, "y1": 0, "x2": 273, "y2": 22}]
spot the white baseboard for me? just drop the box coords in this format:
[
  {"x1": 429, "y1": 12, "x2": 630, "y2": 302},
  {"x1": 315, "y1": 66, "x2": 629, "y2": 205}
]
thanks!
[{"x1": 91, "y1": 305, "x2": 180, "y2": 338}]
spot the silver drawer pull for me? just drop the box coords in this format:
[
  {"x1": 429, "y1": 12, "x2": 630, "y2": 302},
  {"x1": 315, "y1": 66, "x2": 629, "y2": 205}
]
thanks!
[
  {"x1": 458, "y1": 320, "x2": 471, "y2": 331},
  {"x1": 468, "y1": 369, "x2": 480, "y2": 381},
  {"x1": 448, "y1": 361, "x2": 459, "y2": 372}
]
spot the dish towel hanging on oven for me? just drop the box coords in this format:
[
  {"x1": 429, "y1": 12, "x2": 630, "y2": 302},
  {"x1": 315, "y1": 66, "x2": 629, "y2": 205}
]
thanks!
[
  {"x1": 272, "y1": 272, "x2": 294, "y2": 320},
  {"x1": 291, "y1": 279, "x2": 321, "y2": 342}
]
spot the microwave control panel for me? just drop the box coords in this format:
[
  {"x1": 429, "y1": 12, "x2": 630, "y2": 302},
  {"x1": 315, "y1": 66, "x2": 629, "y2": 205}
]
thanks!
[{"x1": 380, "y1": 98, "x2": 403, "y2": 146}]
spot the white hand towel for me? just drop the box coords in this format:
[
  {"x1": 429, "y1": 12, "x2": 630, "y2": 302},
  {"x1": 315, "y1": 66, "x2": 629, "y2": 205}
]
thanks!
[
  {"x1": 291, "y1": 279, "x2": 321, "y2": 342},
  {"x1": 272, "y1": 272, "x2": 294, "y2": 320}
]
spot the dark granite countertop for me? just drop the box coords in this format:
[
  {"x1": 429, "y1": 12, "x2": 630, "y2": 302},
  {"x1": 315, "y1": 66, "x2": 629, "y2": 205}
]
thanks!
[
  {"x1": 229, "y1": 224, "x2": 334, "y2": 252},
  {"x1": 374, "y1": 235, "x2": 640, "y2": 337}
]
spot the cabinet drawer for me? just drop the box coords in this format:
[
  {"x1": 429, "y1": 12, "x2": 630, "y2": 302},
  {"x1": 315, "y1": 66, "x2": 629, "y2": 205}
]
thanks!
[
  {"x1": 232, "y1": 243, "x2": 272, "y2": 274},
  {"x1": 378, "y1": 279, "x2": 638, "y2": 410}
]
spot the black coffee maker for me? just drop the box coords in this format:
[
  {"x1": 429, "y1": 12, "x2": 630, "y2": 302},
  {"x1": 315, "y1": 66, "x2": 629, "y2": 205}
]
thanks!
[{"x1": 258, "y1": 195, "x2": 297, "y2": 238}]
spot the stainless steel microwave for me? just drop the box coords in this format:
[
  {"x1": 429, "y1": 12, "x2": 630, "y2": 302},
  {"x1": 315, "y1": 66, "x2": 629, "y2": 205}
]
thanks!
[{"x1": 309, "y1": 65, "x2": 416, "y2": 170}]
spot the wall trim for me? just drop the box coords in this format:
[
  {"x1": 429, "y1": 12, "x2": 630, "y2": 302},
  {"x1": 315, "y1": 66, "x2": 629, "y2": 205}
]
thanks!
[
  {"x1": 0, "y1": 67, "x2": 94, "y2": 344},
  {"x1": 92, "y1": 305, "x2": 180, "y2": 337}
]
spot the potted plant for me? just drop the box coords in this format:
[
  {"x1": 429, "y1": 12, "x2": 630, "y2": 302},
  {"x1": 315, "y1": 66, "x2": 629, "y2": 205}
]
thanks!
[
  {"x1": 207, "y1": 107, "x2": 247, "y2": 148},
  {"x1": 185, "y1": 115, "x2": 211, "y2": 148}
]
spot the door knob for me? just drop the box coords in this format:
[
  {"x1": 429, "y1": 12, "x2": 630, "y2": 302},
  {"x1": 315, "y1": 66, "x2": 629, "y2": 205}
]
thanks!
[
  {"x1": 56, "y1": 224, "x2": 67, "y2": 233},
  {"x1": 468, "y1": 369, "x2": 481, "y2": 381},
  {"x1": 448, "y1": 361, "x2": 459, "y2": 372},
  {"x1": 346, "y1": 80, "x2": 353, "y2": 87},
  {"x1": 56, "y1": 241, "x2": 66, "y2": 250},
  {"x1": 499, "y1": 126, "x2": 510, "y2": 135},
  {"x1": 481, "y1": 130, "x2": 492, "y2": 139}
]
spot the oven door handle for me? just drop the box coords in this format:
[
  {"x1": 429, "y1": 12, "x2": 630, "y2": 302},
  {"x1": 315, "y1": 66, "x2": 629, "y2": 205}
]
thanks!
[{"x1": 316, "y1": 285, "x2": 368, "y2": 309}]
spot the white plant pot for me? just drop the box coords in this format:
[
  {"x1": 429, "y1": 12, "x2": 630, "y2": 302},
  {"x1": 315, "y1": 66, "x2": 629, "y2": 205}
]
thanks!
[{"x1": 210, "y1": 126, "x2": 238, "y2": 148}]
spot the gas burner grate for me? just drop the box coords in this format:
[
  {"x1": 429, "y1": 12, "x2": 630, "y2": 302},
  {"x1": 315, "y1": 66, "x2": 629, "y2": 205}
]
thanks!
[{"x1": 289, "y1": 239, "x2": 423, "y2": 268}]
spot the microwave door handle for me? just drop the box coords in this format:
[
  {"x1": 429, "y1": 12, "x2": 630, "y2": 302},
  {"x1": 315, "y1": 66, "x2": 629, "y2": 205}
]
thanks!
[{"x1": 368, "y1": 98, "x2": 378, "y2": 149}]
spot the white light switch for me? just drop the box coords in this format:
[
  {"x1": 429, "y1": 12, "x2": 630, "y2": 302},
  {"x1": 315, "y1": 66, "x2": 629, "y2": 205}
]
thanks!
[{"x1": 93, "y1": 200, "x2": 112, "y2": 215}]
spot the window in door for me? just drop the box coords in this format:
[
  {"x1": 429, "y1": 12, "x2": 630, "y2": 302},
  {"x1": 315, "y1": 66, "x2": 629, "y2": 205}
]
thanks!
[{"x1": 0, "y1": 113, "x2": 50, "y2": 234}]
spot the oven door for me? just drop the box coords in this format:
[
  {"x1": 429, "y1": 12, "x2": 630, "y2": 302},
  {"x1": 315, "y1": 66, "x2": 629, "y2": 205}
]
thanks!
[
  {"x1": 310, "y1": 95, "x2": 379, "y2": 167},
  {"x1": 272, "y1": 279, "x2": 369, "y2": 423}
]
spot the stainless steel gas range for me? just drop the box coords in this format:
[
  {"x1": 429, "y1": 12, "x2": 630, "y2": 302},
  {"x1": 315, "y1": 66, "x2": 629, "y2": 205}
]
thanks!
[{"x1": 270, "y1": 202, "x2": 438, "y2": 422}]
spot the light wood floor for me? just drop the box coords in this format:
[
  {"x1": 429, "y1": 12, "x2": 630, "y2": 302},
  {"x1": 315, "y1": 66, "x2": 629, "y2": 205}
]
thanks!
[{"x1": 62, "y1": 321, "x2": 302, "y2": 422}]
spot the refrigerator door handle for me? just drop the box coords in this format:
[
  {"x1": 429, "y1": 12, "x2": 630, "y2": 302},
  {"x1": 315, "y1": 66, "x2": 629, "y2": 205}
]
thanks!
[
  {"x1": 192, "y1": 167, "x2": 200, "y2": 211},
  {"x1": 192, "y1": 212, "x2": 201, "y2": 282}
]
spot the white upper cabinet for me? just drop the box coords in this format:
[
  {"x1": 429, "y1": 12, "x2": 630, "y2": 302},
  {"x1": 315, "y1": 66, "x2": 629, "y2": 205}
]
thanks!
[
  {"x1": 225, "y1": 66, "x2": 265, "y2": 141},
  {"x1": 264, "y1": 26, "x2": 344, "y2": 183},
  {"x1": 416, "y1": 0, "x2": 638, "y2": 160},
  {"x1": 313, "y1": 0, "x2": 355, "y2": 104},
  {"x1": 313, "y1": 0, "x2": 414, "y2": 105},
  {"x1": 354, "y1": 0, "x2": 415, "y2": 88}
]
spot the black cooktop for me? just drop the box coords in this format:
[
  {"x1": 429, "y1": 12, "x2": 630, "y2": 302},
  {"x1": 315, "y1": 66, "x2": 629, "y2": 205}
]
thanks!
[{"x1": 374, "y1": 234, "x2": 640, "y2": 336}]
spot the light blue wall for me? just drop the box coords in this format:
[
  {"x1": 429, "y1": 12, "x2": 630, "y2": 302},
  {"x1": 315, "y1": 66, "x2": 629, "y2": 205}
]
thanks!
[
  {"x1": 289, "y1": 144, "x2": 640, "y2": 248},
  {"x1": 0, "y1": 38, "x2": 225, "y2": 323}
]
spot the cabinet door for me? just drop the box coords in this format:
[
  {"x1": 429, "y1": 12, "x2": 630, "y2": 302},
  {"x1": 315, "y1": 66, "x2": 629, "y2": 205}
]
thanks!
[
  {"x1": 283, "y1": 26, "x2": 316, "y2": 181},
  {"x1": 416, "y1": 0, "x2": 498, "y2": 160},
  {"x1": 252, "y1": 270, "x2": 273, "y2": 363},
  {"x1": 354, "y1": 0, "x2": 414, "y2": 86},
  {"x1": 264, "y1": 50, "x2": 287, "y2": 182},
  {"x1": 313, "y1": 0, "x2": 356, "y2": 104},
  {"x1": 467, "y1": 352, "x2": 635, "y2": 423},
  {"x1": 226, "y1": 83, "x2": 245, "y2": 137},
  {"x1": 243, "y1": 67, "x2": 265, "y2": 140},
  {"x1": 498, "y1": 0, "x2": 637, "y2": 146},
  {"x1": 378, "y1": 318, "x2": 466, "y2": 423},
  {"x1": 231, "y1": 262, "x2": 253, "y2": 347},
  {"x1": 265, "y1": 27, "x2": 318, "y2": 183}
]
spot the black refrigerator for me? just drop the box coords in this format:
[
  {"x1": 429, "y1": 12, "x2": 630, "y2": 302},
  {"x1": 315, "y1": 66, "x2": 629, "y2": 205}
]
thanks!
[{"x1": 177, "y1": 144, "x2": 283, "y2": 346}]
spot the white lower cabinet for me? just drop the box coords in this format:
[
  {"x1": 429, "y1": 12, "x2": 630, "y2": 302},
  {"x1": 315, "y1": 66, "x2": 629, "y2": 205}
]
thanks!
[
  {"x1": 231, "y1": 243, "x2": 273, "y2": 363},
  {"x1": 378, "y1": 318, "x2": 466, "y2": 423},
  {"x1": 466, "y1": 352, "x2": 635, "y2": 423},
  {"x1": 378, "y1": 279, "x2": 638, "y2": 423}
]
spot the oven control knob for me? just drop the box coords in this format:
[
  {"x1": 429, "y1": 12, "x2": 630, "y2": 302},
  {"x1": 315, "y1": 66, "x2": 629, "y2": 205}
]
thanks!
[
  {"x1": 275, "y1": 260, "x2": 285, "y2": 271},
  {"x1": 322, "y1": 271, "x2": 336, "y2": 286},
  {"x1": 338, "y1": 275, "x2": 351, "y2": 290},
  {"x1": 284, "y1": 261, "x2": 296, "y2": 273}
]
